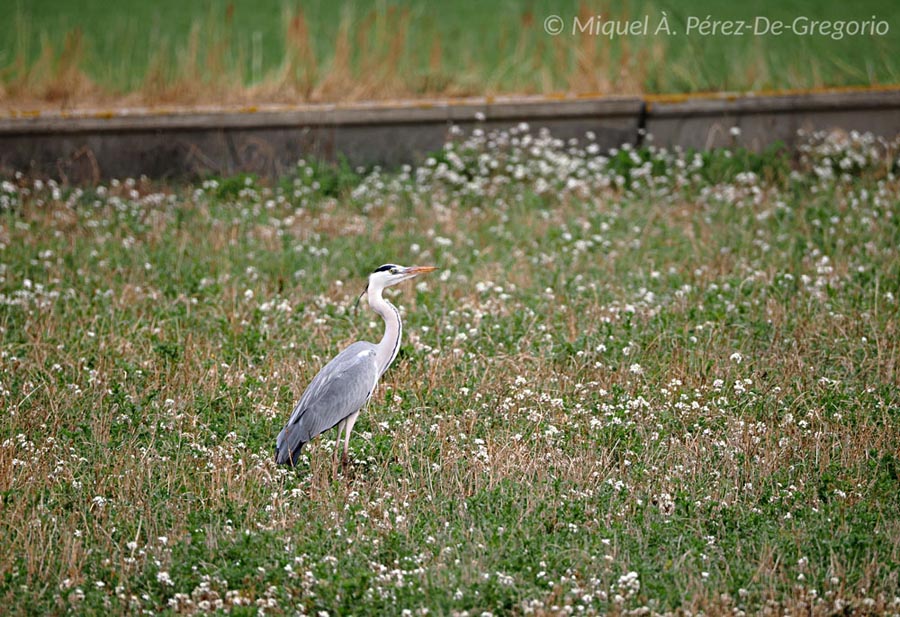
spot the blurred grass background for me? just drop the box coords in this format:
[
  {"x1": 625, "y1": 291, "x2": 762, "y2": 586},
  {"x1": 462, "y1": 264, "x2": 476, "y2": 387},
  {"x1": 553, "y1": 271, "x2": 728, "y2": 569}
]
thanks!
[{"x1": 1, "y1": 0, "x2": 899, "y2": 108}]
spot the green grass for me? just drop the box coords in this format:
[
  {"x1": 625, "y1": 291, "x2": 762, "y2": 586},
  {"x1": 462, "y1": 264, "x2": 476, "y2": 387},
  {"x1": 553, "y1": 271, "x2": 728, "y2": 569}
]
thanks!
[
  {"x1": 2, "y1": 0, "x2": 899, "y2": 108},
  {"x1": 0, "y1": 128, "x2": 899, "y2": 614}
]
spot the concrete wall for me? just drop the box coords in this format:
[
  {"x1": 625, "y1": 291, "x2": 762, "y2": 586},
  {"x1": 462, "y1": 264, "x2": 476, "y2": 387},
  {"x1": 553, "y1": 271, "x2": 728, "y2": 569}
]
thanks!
[
  {"x1": 0, "y1": 97, "x2": 642, "y2": 182},
  {"x1": 0, "y1": 89, "x2": 898, "y2": 182},
  {"x1": 644, "y1": 89, "x2": 900, "y2": 151}
]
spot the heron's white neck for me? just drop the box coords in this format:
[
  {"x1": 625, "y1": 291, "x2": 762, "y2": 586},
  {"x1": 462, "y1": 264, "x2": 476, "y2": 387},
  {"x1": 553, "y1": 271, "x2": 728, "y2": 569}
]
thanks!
[{"x1": 368, "y1": 285, "x2": 402, "y2": 376}]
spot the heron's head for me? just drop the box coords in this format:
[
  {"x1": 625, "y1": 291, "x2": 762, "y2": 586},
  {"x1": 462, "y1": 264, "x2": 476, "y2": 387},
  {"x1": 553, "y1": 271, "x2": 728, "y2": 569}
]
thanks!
[
  {"x1": 357, "y1": 264, "x2": 437, "y2": 307},
  {"x1": 367, "y1": 264, "x2": 437, "y2": 292}
]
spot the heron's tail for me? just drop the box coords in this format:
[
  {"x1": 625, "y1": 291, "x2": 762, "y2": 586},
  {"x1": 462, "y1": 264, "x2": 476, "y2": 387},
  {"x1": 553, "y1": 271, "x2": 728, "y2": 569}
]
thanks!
[
  {"x1": 274, "y1": 440, "x2": 305, "y2": 466},
  {"x1": 275, "y1": 426, "x2": 306, "y2": 467}
]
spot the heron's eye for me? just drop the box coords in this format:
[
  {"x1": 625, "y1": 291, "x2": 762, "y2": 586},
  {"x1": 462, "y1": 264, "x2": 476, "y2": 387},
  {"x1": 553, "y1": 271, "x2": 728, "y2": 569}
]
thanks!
[{"x1": 390, "y1": 268, "x2": 399, "y2": 274}]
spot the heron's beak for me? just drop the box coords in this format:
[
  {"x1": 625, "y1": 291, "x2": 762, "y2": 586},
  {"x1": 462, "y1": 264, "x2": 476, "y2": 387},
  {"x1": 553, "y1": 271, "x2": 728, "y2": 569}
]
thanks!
[{"x1": 405, "y1": 265, "x2": 438, "y2": 276}]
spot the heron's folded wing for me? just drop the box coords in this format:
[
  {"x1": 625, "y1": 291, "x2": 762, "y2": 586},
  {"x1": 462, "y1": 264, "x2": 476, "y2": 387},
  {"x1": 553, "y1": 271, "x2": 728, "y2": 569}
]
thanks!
[{"x1": 276, "y1": 342, "x2": 379, "y2": 454}]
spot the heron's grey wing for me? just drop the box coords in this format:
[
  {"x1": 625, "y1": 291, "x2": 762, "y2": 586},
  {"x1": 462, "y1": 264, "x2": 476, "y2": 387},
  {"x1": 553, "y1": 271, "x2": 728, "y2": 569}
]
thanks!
[{"x1": 275, "y1": 342, "x2": 379, "y2": 465}]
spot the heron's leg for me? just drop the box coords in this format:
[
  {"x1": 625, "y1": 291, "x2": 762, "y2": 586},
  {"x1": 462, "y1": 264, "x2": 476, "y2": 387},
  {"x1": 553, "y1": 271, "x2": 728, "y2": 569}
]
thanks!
[
  {"x1": 342, "y1": 411, "x2": 361, "y2": 466},
  {"x1": 334, "y1": 419, "x2": 347, "y2": 460}
]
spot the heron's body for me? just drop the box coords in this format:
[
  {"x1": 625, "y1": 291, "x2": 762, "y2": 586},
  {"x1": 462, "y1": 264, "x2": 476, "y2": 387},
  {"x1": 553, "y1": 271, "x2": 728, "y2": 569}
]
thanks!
[{"x1": 275, "y1": 264, "x2": 435, "y2": 466}]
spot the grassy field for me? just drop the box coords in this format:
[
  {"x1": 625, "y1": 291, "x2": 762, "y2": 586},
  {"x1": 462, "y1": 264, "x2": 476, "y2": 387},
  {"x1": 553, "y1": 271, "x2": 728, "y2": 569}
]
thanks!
[
  {"x1": 1, "y1": 127, "x2": 900, "y2": 614},
  {"x1": 2, "y1": 0, "x2": 899, "y2": 109}
]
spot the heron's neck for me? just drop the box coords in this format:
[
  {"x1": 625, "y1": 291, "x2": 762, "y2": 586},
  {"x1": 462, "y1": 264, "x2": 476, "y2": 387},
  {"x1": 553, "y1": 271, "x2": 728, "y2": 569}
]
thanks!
[{"x1": 368, "y1": 287, "x2": 402, "y2": 376}]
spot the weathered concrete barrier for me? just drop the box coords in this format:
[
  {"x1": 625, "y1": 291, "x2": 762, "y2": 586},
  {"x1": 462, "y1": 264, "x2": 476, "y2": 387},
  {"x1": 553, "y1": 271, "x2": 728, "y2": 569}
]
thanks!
[
  {"x1": 644, "y1": 88, "x2": 900, "y2": 151},
  {"x1": 0, "y1": 88, "x2": 898, "y2": 182},
  {"x1": 0, "y1": 97, "x2": 642, "y2": 182}
]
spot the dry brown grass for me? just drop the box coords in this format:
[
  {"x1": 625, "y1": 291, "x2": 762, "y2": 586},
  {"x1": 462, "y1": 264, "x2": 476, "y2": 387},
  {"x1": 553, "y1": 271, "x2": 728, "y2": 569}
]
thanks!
[{"x1": 5, "y1": 1, "x2": 893, "y2": 112}]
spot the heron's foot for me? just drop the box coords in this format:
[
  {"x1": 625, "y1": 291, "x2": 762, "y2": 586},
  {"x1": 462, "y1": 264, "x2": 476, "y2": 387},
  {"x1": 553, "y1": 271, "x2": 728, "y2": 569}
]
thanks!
[{"x1": 336, "y1": 452, "x2": 361, "y2": 480}]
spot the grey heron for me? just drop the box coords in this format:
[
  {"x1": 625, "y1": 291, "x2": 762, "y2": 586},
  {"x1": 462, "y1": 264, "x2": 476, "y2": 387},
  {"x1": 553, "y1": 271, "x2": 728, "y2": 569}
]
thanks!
[{"x1": 275, "y1": 264, "x2": 437, "y2": 466}]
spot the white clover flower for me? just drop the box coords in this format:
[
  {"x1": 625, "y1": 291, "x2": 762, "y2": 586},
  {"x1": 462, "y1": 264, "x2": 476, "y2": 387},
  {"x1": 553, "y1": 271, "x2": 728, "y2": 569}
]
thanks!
[{"x1": 615, "y1": 571, "x2": 640, "y2": 599}]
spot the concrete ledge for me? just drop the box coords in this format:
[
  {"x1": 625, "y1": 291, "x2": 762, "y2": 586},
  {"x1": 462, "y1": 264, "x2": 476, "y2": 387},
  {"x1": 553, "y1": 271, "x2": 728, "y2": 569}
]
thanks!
[
  {"x1": 0, "y1": 89, "x2": 898, "y2": 182},
  {"x1": 645, "y1": 88, "x2": 900, "y2": 116},
  {"x1": 0, "y1": 96, "x2": 643, "y2": 134}
]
